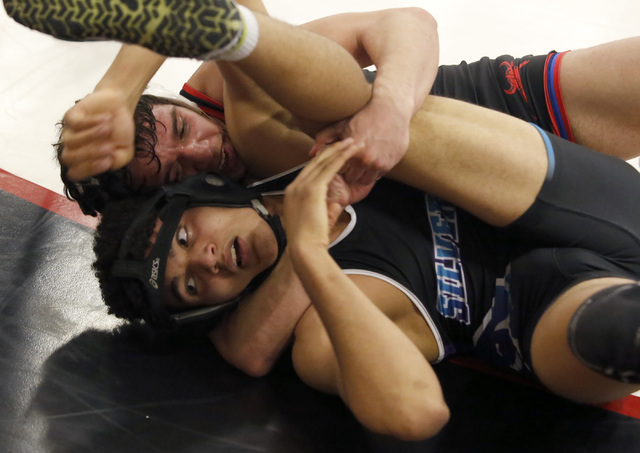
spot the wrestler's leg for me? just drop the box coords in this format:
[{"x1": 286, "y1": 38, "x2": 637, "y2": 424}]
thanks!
[
  {"x1": 561, "y1": 37, "x2": 640, "y2": 160},
  {"x1": 530, "y1": 277, "x2": 640, "y2": 403},
  {"x1": 4, "y1": 0, "x2": 371, "y2": 122},
  {"x1": 4, "y1": 0, "x2": 244, "y2": 59},
  {"x1": 389, "y1": 95, "x2": 549, "y2": 226},
  {"x1": 220, "y1": 13, "x2": 371, "y2": 123},
  {"x1": 391, "y1": 88, "x2": 640, "y2": 229},
  {"x1": 205, "y1": 11, "x2": 372, "y2": 175}
]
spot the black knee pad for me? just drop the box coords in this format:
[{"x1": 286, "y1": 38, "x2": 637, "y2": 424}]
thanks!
[{"x1": 568, "y1": 283, "x2": 640, "y2": 384}]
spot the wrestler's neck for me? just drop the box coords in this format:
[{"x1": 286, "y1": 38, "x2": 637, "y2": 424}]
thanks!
[{"x1": 262, "y1": 195, "x2": 350, "y2": 243}]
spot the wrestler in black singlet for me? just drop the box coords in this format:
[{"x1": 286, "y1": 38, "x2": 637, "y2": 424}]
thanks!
[{"x1": 327, "y1": 130, "x2": 640, "y2": 377}]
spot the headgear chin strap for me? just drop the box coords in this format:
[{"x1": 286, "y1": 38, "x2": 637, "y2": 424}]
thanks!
[{"x1": 111, "y1": 172, "x2": 287, "y2": 332}]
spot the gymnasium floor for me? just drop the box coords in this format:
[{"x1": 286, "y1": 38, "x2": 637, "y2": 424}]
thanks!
[{"x1": 1, "y1": 1, "x2": 640, "y2": 451}]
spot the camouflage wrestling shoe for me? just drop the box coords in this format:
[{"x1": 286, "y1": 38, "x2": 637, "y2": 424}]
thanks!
[{"x1": 3, "y1": 0, "x2": 245, "y2": 59}]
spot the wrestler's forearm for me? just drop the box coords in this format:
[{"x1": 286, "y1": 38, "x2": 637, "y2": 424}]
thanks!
[
  {"x1": 208, "y1": 252, "x2": 311, "y2": 377},
  {"x1": 309, "y1": 8, "x2": 438, "y2": 120},
  {"x1": 289, "y1": 245, "x2": 449, "y2": 440},
  {"x1": 94, "y1": 44, "x2": 166, "y2": 112},
  {"x1": 362, "y1": 8, "x2": 439, "y2": 121}
]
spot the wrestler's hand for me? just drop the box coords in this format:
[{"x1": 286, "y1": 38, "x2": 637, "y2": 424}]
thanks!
[
  {"x1": 284, "y1": 139, "x2": 364, "y2": 253},
  {"x1": 310, "y1": 86, "x2": 411, "y2": 203},
  {"x1": 59, "y1": 89, "x2": 135, "y2": 181}
]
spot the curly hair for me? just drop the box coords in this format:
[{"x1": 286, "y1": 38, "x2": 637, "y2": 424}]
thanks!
[
  {"x1": 55, "y1": 94, "x2": 201, "y2": 217},
  {"x1": 92, "y1": 195, "x2": 159, "y2": 322}
]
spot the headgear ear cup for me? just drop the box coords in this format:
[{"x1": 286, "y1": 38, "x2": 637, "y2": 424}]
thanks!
[{"x1": 568, "y1": 283, "x2": 640, "y2": 383}]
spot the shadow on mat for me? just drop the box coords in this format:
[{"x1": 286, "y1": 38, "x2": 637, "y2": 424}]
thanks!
[
  {"x1": 27, "y1": 326, "x2": 378, "y2": 453},
  {"x1": 24, "y1": 325, "x2": 638, "y2": 453}
]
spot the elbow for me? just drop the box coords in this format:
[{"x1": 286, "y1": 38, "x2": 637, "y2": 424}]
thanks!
[
  {"x1": 239, "y1": 362, "x2": 270, "y2": 378},
  {"x1": 361, "y1": 398, "x2": 450, "y2": 442},
  {"x1": 406, "y1": 401, "x2": 450, "y2": 441},
  {"x1": 231, "y1": 354, "x2": 275, "y2": 378},
  {"x1": 209, "y1": 332, "x2": 275, "y2": 377},
  {"x1": 389, "y1": 401, "x2": 450, "y2": 442}
]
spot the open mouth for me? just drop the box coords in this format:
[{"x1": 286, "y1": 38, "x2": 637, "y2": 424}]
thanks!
[
  {"x1": 218, "y1": 149, "x2": 227, "y2": 171},
  {"x1": 231, "y1": 238, "x2": 242, "y2": 267}
]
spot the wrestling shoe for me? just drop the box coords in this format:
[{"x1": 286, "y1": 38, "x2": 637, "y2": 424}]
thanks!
[{"x1": 3, "y1": 0, "x2": 246, "y2": 59}]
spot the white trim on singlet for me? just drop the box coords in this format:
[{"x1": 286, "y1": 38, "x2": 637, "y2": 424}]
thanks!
[
  {"x1": 340, "y1": 269, "x2": 446, "y2": 363},
  {"x1": 247, "y1": 163, "x2": 306, "y2": 189},
  {"x1": 329, "y1": 205, "x2": 356, "y2": 248}
]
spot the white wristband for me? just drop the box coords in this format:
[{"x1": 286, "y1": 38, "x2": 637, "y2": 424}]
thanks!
[{"x1": 218, "y1": 5, "x2": 259, "y2": 62}]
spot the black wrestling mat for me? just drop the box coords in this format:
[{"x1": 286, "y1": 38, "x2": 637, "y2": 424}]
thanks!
[{"x1": 1, "y1": 171, "x2": 639, "y2": 452}]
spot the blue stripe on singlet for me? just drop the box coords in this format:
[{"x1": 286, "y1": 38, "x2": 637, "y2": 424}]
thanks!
[
  {"x1": 546, "y1": 53, "x2": 569, "y2": 140},
  {"x1": 530, "y1": 123, "x2": 556, "y2": 181}
]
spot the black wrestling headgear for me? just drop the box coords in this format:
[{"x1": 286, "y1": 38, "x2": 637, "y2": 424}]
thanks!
[{"x1": 111, "y1": 172, "x2": 287, "y2": 332}]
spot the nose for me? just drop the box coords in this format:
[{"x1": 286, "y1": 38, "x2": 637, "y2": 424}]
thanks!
[
  {"x1": 190, "y1": 242, "x2": 221, "y2": 274},
  {"x1": 178, "y1": 139, "x2": 215, "y2": 171}
]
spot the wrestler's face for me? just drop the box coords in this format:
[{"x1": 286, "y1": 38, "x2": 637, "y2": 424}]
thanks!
[
  {"x1": 157, "y1": 205, "x2": 278, "y2": 309},
  {"x1": 130, "y1": 105, "x2": 247, "y2": 189}
]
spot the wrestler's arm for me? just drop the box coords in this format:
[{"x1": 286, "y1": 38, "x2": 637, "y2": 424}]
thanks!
[
  {"x1": 305, "y1": 8, "x2": 439, "y2": 186},
  {"x1": 283, "y1": 140, "x2": 449, "y2": 440},
  {"x1": 208, "y1": 252, "x2": 311, "y2": 376},
  {"x1": 291, "y1": 265, "x2": 449, "y2": 440},
  {"x1": 59, "y1": 44, "x2": 165, "y2": 181}
]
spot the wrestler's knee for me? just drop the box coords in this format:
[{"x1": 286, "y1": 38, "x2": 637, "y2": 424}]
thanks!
[
  {"x1": 568, "y1": 283, "x2": 640, "y2": 384},
  {"x1": 530, "y1": 278, "x2": 640, "y2": 403}
]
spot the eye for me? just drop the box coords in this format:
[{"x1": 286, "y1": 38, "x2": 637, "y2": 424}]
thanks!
[
  {"x1": 186, "y1": 276, "x2": 197, "y2": 295},
  {"x1": 177, "y1": 226, "x2": 188, "y2": 247},
  {"x1": 179, "y1": 116, "x2": 188, "y2": 140}
]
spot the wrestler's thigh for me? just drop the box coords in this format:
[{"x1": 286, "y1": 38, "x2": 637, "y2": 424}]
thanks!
[
  {"x1": 530, "y1": 276, "x2": 640, "y2": 404},
  {"x1": 561, "y1": 38, "x2": 640, "y2": 159}
]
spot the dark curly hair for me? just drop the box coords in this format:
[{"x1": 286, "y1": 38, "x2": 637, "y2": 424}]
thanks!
[
  {"x1": 54, "y1": 94, "x2": 194, "y2": 217},
  {"x1": 92, "y1": 195, "x2": 159, "y2": 322}
]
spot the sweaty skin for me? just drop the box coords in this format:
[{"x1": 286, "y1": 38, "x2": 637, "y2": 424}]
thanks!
[{"x1": 129, "y1": 104, "x2": 245, "y2": 189}]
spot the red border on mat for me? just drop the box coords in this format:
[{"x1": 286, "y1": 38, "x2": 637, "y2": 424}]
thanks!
[
  {"x1": 0, "y1": 169, "x2": 97, "y2": 230},
  {"x1": 1, "y1": 168, "x2": 639, "y2": 420},
  {"x1": 450, "y1": 356, "x2": 640, "y2": 419}
]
